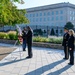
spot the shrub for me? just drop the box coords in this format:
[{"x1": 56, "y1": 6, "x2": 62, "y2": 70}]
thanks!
[
  {"x1": 0, "y1": 32, "x2": 7, "y2": 39},
  {"x1": 5, "y1": 34, "x2": 9, "y2": 39},
  {"x1": 8, "y1": 33, "x2": 17, "y2": 40},
  {"x1": 0, "y1": 32, "x2": 62, "y2": 44},
  {"x1": 50, "y1": 38, "x2": 62, "y2": 44},
  {"x1": 64, "y1": 22, "x2": 74, "y2": 29},
  {"x1": 0, "y1": 31, "x2": 17, "y2": 40},
  {"x1": 7, "y1": 31, "x2": 17, "y2": 40},
  {"x1": 33, "y1": 36, "x2": 63, "y2": 44},
  {"x1": 33, "y1": 29, "x2": 43, "y2": 36}
]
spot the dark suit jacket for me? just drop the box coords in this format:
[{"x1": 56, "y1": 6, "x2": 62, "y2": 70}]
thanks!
[
  {"x1": 26, "y1": 30, "x2": 32, "y2": 45},
  {"x1": 62, "y1": 32, "x2": 69, "y2": 46},
  {"x1": 22, "y1": 31, "x2": 27, "y2": 40},
  {"x1": 68, "y1": 35, "x2": 74, "y2": 49}
]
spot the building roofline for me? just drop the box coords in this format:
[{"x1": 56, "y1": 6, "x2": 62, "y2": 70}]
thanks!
[{"x1": 26, "y1": 2, "x2": 75, "y2": 12}]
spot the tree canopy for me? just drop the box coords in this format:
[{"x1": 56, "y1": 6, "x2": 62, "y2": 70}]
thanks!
[
  {"x1": 64, "y1": 22, "x2": 74, "y2": 29},
  {"x1": 50, "y1": 28, "x2": 55, "y2": 35},
  {"x1": 0, "y1": 0, "x2": 29, "y2": 27}
]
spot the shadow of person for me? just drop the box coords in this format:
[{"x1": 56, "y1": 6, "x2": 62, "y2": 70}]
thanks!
[
  {"x1": 47, "y1": 64, "x2": 71, "y2": 75},
  {"x1": 0, "y1": 58, "x2": 26, "y2": 66},
  {"x1": 25, "y1": 59, "x2": 67, "y2": 75}
]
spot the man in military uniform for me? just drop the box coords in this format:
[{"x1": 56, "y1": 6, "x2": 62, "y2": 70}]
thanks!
[{"x1": 62, "y1": 28, "x2": 69, "y2": 59}]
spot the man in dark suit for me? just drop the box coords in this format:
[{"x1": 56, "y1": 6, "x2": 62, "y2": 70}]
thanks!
[
  {"x1": 26, "y1": 26, "x2": 33, "y2": 58},
  {"x1": 62, "y1": 28, "x2": 69, "y2": 59}
]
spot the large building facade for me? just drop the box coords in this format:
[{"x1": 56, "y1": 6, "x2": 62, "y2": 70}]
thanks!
[
  {"x1": 25, "y1": 2, "x2": 75, "y2": 35},
  {"x1": 1, "y1": 2, "x2": 75, "y2": 36}
]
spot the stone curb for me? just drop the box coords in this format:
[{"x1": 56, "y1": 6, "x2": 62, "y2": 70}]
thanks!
[
  {"x1": 0, "y1": 39, "x2": 63, "y2": 50},
  {"x1": 32, "y1": 42, "x2": 63, "y2": 50}
]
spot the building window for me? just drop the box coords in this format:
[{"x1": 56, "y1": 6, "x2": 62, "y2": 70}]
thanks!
[
  {"x1": 40, "y1": 13, "x2": 42, "y2": 16},
  {"x1": 47, "y1": 12, "x2": 50, "y2": 15},
  {"x1": 44, "y1": 18, "x2": 46, "y2": 21},
  {"x1": 74, "y1": 12, "x2": 75, "y2": 15},
  {"x1": 33, "y1": 18, "x2": 35, "y2": 22},
  {"x1": 70, "y1": 16, "x2": 73, "y2": 20},
  {"x1": 60, "y1": 10, "x2": 63, "y2": 14},
  {"x1": 36, "y1": 13, "x2": 38, "y2": 17},
  {"x1": 70, "y1": 11, "x2": 72, "y2": 15},
  {"x1": 56, "y1": 16, "x2": 59, "y2": 20},
  {"x1": 40, "y1": 18, "x2": 42, "y2": 21},
  {"x1": 56, "y1": 11, "x2": 59, "y2": 15},
  {"x1": 73, "y1": 17, "x2": 75, "y2": 20},
  {"x1": 73, "y1": 11, "x2": 74, "y2": 15},
  {"x1": 60, "y1": 16, "x2": 63, "y2": 20},
  {"x1": 44, "y1": 12, "x2": 46, "y2": 16},
  {"x1": 30, "y1": 14, "x2": 31, "y2": 17},
  {"x1": 36, "y1": 18, "x2": 38, "y2": 22},
  {"x1": 52, "y1": 11, "x2": 54, "y2": 15},
  {"x1": 47, "y1": 17, "x2": 50, "y2": 21},
  {"x1": 51, "y1": 17, "x2": 54, "y2": 21},
  {"x1": 33, "y1": 14, "x2": 35, "y2": 17}
]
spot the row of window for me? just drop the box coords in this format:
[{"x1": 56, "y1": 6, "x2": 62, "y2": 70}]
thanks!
[
  {"x1": 29, "y1": 22, "x2": 64, "y2": 26},
  {"x1": 70, "y1": 16, "x2": 75, "y2": 21},
  {"x1": 29, "y1": 16, "x2": 63, "y2": 22},
  {"x1": 26, "y1": 10, "x2": 63, "y2": 17},
  {"x1": 70, "y1": 11, "x2": 75, "y2": 15}
]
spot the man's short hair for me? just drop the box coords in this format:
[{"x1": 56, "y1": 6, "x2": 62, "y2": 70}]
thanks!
[{"x1": 64, "y1": 27, "x2": 68, "y2": 30}]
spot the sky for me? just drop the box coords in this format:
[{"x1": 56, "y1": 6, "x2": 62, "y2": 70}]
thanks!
[{"x1": 15, "y1": 0, "x2": 75, "y2": 9}]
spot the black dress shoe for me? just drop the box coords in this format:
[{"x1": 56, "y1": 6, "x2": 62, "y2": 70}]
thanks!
[
  {"x1": 63, "y1": 58, "x2": 68, "y2": 60},
  {"x1": 63, "y1": 58, "x2": 66, "y2": 59},
  {"x1": 68, "y1": 63, "x2": 74, "y2": 65},
  {"x1": 26, "y1": 56, "x2": 32, "y2": 59},
  {"x1": 23, "y1": 50, "x2": 26, "y2": 51}
]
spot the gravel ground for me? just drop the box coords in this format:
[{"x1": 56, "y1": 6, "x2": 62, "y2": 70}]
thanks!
[{"x1": 0, "y1": 47, "x2": 16, "y2": 61}]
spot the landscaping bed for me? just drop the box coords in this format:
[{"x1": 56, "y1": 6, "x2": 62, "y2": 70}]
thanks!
[
  {"x1": 0, "y1": 39, "x2": 63, "y2": 50},
  {"x1": 0, "y1": 47, "x2": 16, "y2": 61},
  {"x1": 0, "y1": 32, "x2": 64, "y2": 49}
]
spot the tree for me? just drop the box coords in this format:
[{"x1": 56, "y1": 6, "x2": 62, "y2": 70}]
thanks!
[
  {"x1": 33, "y1": 29, "x2": 43, "y2": 36},
  {"x1": 64, "y1": 22, "x2": 74, "y2": 29},
  {"x1": 50, "y1": 28, "x2": 55, "y2": 35},
  {"x1": 0, "y1": 0, "x2": 29, "y2": 27},
  {"x1": 13, "y1": 0, "x2": 24, "y2": 4},
  {"x1": 43, "y1": 30, "x2": 46, "y2": 33}
]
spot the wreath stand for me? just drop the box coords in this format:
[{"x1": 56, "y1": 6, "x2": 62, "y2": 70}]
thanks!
[{"x1": 4, "y1": 39, "x2": 23, "y2": 62}]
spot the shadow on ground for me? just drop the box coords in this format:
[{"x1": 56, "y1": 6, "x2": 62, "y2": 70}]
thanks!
[
  {"x1": 25, "y1": 59, "x2": 71, "y2": 75},
  {"x1": 0, "y1": 57, "x2": 26, "y2": 66}
]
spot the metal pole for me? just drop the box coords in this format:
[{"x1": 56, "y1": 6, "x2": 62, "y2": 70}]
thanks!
[
  {"x1": 19, "y1": 44, "x2": 21, "y2": 59},
  {"x1": 47, "y1": 26, "x2": 48, "y2": 38},
  {"x1": 36, "y1": 25, "x2": 37, "y2": 36},
  {"x1": 57, "y1": 26, "x2": 58, "y2": 37}
]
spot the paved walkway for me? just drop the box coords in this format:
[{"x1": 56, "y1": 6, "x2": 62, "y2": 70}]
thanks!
[{"x1": 0, "y1": 44, "x2": 75, "y2": 75}]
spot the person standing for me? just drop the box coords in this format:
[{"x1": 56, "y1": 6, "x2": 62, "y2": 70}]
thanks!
[
  {"x1": 68, "y1": 29, "x2": 74, "y2": 65},
  {"x1": 26, "y1": 26, "x2": 33, "y2": 58},
  {"x1": 62, "y1": 28, "x2": 69, "y2": 59},
  {"x1": 22, "y1": 28, "x2": 27, "y2": 51}
]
